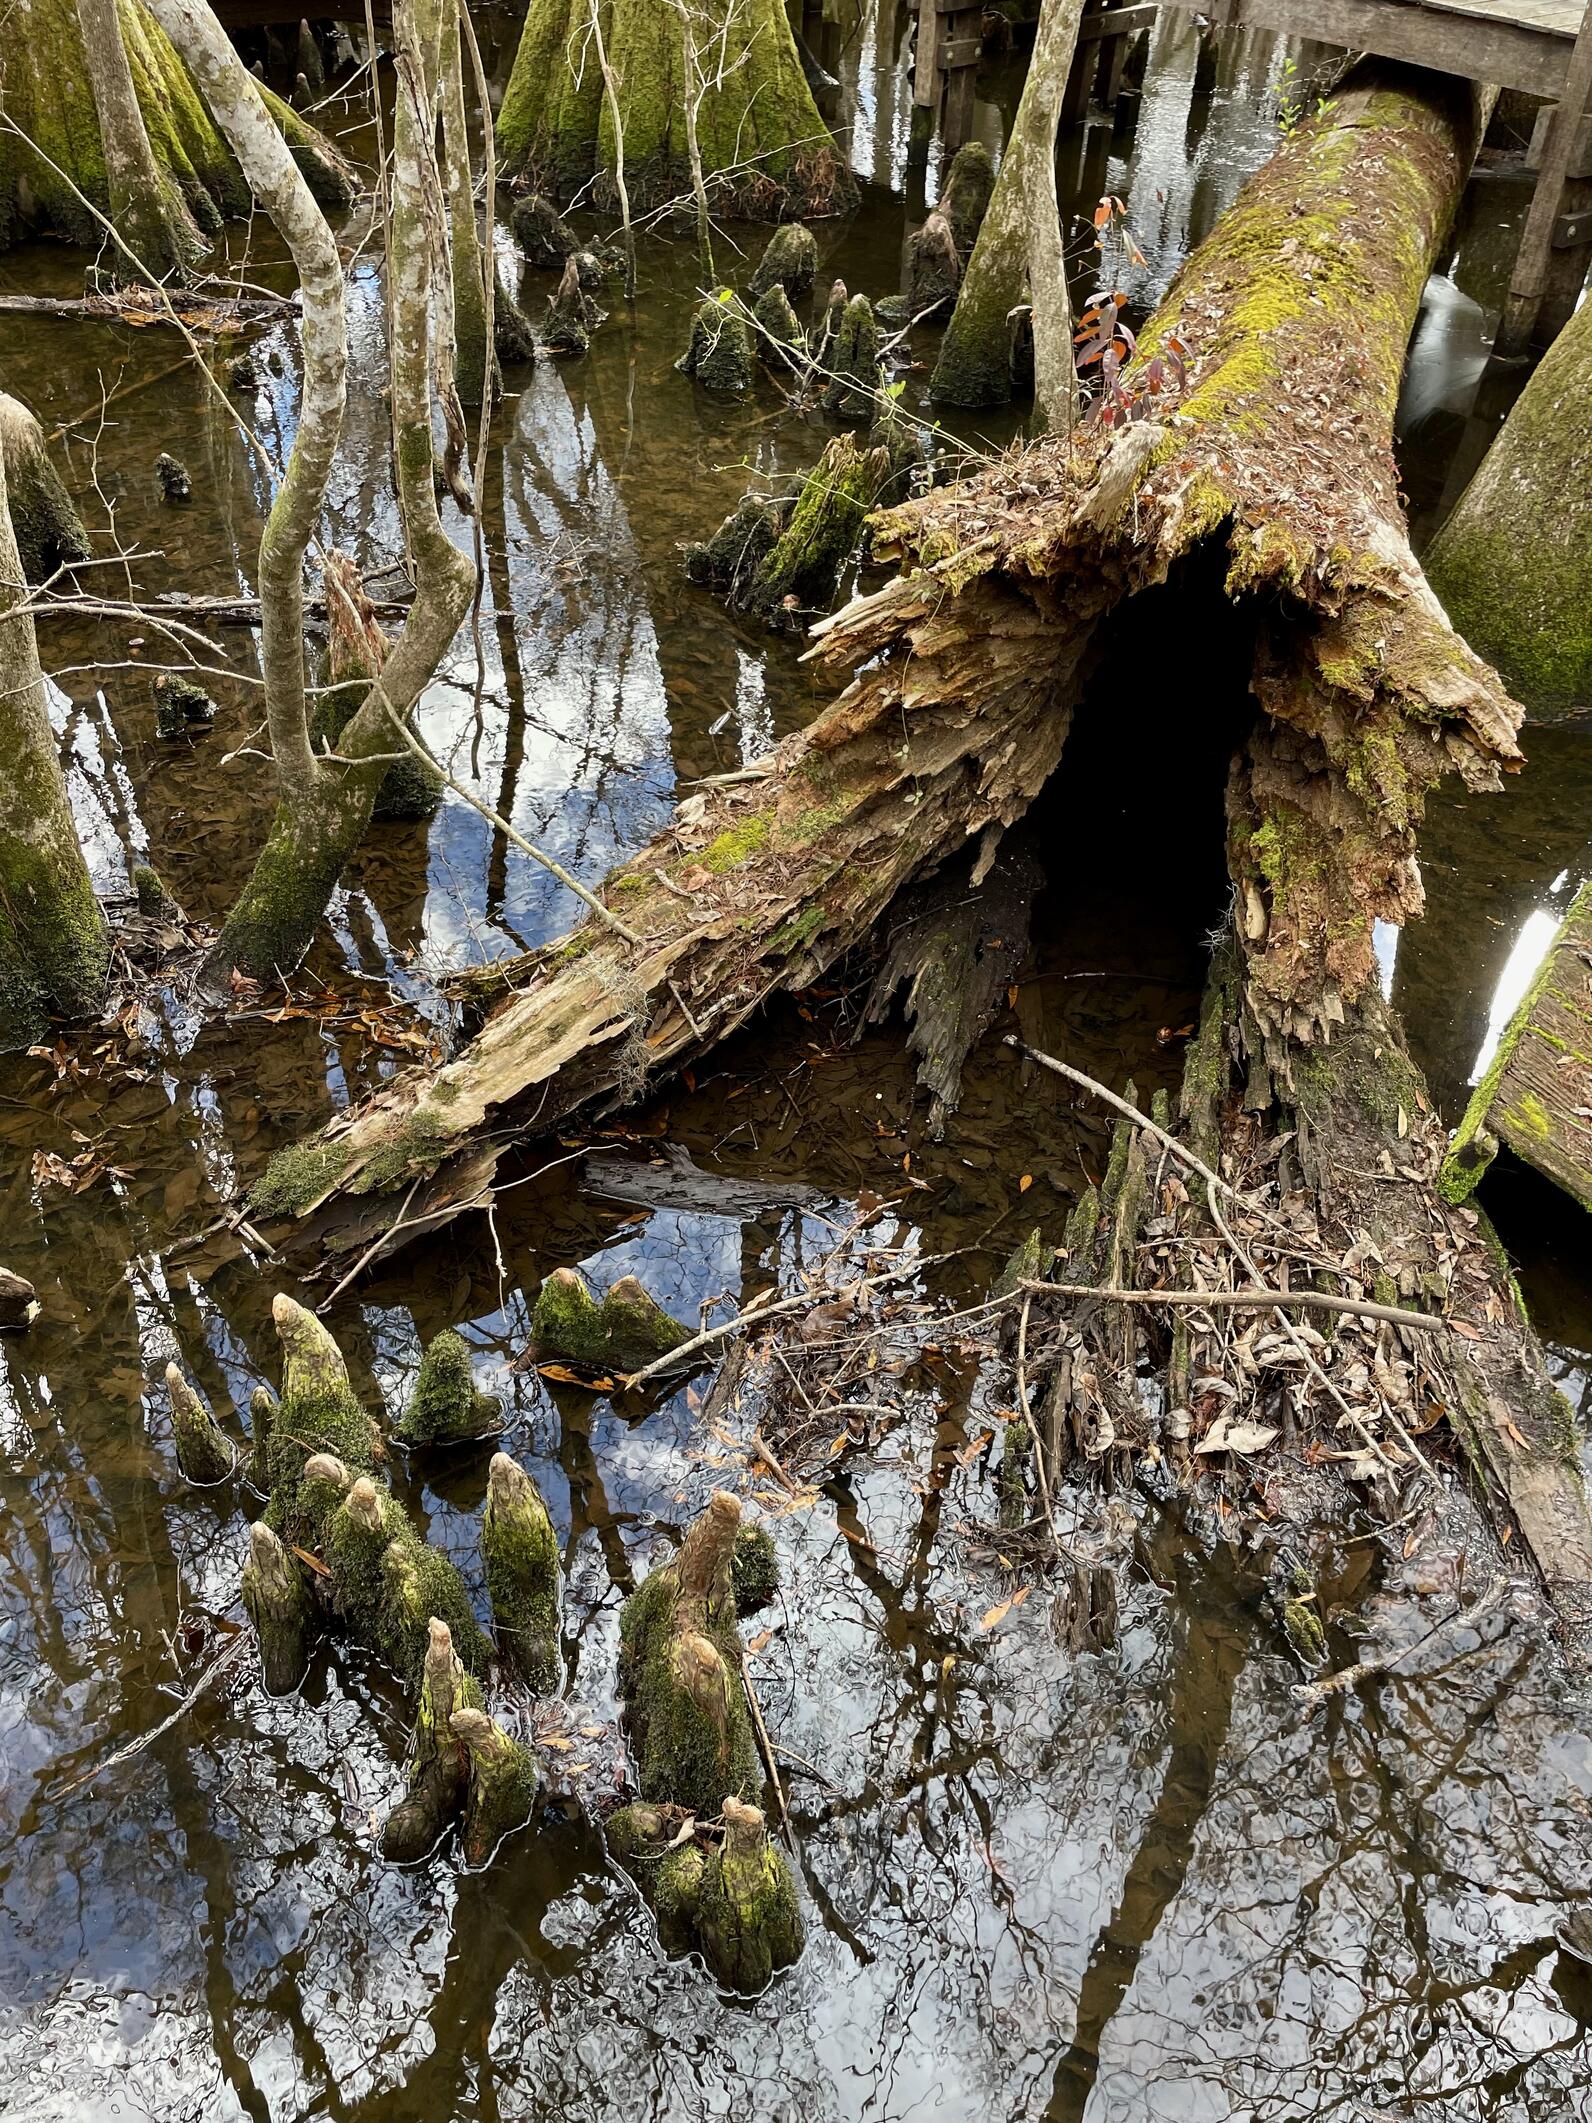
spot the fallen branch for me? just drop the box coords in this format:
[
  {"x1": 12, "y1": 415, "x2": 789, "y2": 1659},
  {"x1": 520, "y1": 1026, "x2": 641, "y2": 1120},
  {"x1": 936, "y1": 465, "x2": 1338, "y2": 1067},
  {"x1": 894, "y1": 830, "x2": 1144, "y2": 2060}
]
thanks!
[
  {"x1": 1018, "y1": 1280, "x2": 1442, "y2": 1332},
  {"x1": 51, "y1": 1629, "x2": 250, "y2": 1799},
  {"x1": 1292, "y1": 1576, "x2": 1507, "y2": 1708}
]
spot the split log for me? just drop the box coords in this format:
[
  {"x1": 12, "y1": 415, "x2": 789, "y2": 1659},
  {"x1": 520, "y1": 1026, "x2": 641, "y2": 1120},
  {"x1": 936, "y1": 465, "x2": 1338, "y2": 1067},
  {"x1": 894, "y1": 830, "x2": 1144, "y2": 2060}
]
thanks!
[{"x1": 253, "y1": 62, "x2": 1513, "y2": 1284}]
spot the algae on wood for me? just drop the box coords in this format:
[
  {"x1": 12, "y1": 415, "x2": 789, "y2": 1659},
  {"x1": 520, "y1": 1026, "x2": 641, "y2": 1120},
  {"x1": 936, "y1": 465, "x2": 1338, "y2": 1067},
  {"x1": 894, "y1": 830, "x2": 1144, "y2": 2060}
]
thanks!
[{"x1": 1443, "y1": 879, "x2": 1592, "y2": 1211}]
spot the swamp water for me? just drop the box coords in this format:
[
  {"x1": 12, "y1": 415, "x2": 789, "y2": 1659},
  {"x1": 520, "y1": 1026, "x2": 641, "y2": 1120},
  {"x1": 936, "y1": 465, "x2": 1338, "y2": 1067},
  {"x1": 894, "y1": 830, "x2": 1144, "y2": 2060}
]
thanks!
[{"x1": 1, "y1": 14, "x2": 1591, "y2": 2119}]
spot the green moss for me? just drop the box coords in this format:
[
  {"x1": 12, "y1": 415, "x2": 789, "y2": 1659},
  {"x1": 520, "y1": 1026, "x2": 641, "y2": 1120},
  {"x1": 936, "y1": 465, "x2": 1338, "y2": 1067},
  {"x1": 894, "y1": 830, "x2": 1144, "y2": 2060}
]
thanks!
[
  {"x1": 618, "y1": 1554, "x2": 761, "y2": 1815},
  {"x1": 731, "y1": 1524, "x2": 778, "y2": 1617},
  {"x1": 397, "y1": 1330, "x2": 502, "y2": 1446},
  {"x1": 747, "y1": 222, "x2": 817, "y2": 301},
  {"x1": 322, "y1": 1477, "x2": 492, "y2": 1685},
  {"x1": 768, "y1": 902, "x2": 825, "y2": 956},
  {"x1": 249, "y1": 1139, "x2": 351, "y2": 1220},
  {"x1": 482, "y1": 1452, "x2": 562, "y2": 1691},
  {"x1": 820, "y1": 294, "x2": 881, "y2": 418},
  {"x1": 696, "y1": 1806, "x2": 803, "y2": 1990},
  {"x1": 1509, "y1": 1090, "x2": 1552, "y2": 1142},
  {"x1": 531, "y1": 1266, "x2": 690, "y2": 1372},
  {"x1": 355, "y1": 1108, "x2": 454, "y2": 1195},
  {"x1": 750, "y1": 434, "x2": 881, "y2": 622},
  {"x1": 1281, "y1": 1596, "x2": 1326, "y2": 1664},
  {"x1": 702, "y1": 813, "x2": 772, "y2": 872}
]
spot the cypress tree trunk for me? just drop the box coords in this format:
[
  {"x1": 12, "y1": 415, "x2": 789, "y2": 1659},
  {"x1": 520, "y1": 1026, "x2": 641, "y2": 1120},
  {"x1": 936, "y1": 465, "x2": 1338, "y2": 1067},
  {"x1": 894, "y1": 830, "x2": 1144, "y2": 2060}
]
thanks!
[
  {"x1": 0, "y1": 0, "x2": 351, "y2": 250},
  {"x1": 1426, "y1": 294, "x2": 1592, "y2": 723},
  {"x1": 496, "y1": 0, "x2": 857, "y2": 221},
  {"x1": 930, "y1": 0, "x2": 1083, "y2": 413},
  {"x1": 439, "y1": 9, "x2": 497, "y2": 409},
  {"x1": 0, "y1": 433, "x2": 107, "y2": 1049},
  {"x1": 74, "y1": 0, "x2": 204, "y2": 281}
]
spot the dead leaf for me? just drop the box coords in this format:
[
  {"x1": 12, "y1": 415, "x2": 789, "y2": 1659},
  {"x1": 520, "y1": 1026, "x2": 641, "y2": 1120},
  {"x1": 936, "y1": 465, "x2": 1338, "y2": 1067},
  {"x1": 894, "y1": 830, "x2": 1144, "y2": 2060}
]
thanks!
[
  {"x1": 1019, "y1": 1174, "x2": 1033, "y2": 1194},
  {"x1": 1195, "y1": 1414, "x2": 1280, "y2": 1457},
  {"x1": 980, "y1": 1597, "x2": 1013, "y2": 1632}
]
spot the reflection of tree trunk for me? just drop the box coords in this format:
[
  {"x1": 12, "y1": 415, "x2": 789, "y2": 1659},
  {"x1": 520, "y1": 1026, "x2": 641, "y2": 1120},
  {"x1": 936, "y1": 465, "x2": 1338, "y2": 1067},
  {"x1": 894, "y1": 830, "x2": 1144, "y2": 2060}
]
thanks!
[{"x1": 1046, "y1": 1546, "x2": 1249, "y2": 2121}]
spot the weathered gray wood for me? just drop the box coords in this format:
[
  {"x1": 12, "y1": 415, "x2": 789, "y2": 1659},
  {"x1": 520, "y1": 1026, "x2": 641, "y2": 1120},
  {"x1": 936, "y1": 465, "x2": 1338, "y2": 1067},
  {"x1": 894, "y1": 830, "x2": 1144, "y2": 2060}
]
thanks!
[
  {"x1": 1499, "y1": 0, "x2": 1592, "y2": 351},
  {"x1": 1157, "y1": 0, "x2": 1589, "y2": 99}
]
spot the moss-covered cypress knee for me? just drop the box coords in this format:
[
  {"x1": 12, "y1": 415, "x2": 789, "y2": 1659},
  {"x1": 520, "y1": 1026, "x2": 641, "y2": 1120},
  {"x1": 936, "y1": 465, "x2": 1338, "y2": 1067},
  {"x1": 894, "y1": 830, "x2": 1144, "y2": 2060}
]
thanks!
[
  {"x1": 322, "y1": 1474, "x2": 492, "y2": 1685},
  {"x1": 998, "y1": 1415, "x2": 1032, "y2": 1529},
  {"x1": 820, "y1": 294, "x2": 881, "y2": 418},
  {"x1": 606, "y1": 1802, "x2": 707, "y2": 1952},
  {"x1": 165, "y1": 1360, "x2": 235, "y2": 1484},
  {"x1": 752, "y1": 284, "x2": 805, "y2": 366},
  {"x1": 482, "y1": 1452, "x2": 562, "y2": 1691},
  {"x1": 696, "y1": 1797, "x2": 803, "y2": 1990},
  {"x1": 906, "y1": 209, "x2": 961, "y2": 317},
  {"x1": 0, "y1": 394, "x2": 89, "y2": 584},
  {"x1": 749, "y1": 433, "x2": 883, "y2": 622},
  {"x1": 618, "y1": 1490, "x2": 763, "y2": 1815},
  {"x1": 747, "y1": 222, "x2": 817, "y2": 302},
  {"x1": 493, "y1": 268, "x2": 539, "y2": 366},
  {"x1": 398, "y1": 1329, "x2": 502, "y2": 1446},
  {"x1": 451, "y1": 1705, "x2": 541, "y2": 1865},
  {"x1": 684, "y1": 491, "x2": 788, "y2": 603},
  {"x1": 677, "y1": 296, "x2": 757, "y2": 394},
  {"x1": 242, "y1": 1520, "x2": 312, "y2": 1694},
  {"x1": 510, "y1": 192, "x2": 576, "y2": 267},
  {"x1": 543, "y1": 255, "x2": 598, "y2": 355},
  {"x1": 530, "y1": 1266, "x2": 689, "y2": 1373},
  {"x1": 731, "y1": 1523, "x2": 778, "y2": 1617},
  {"x1": 382, "y1": 1616, "x2": 483, "y2": 1861},
  {"x1": 936, "y1": 141, "x2": 995, "y2": 253},
  {"x1": 265, "y1": 1294, "x2": 382, "y2": 1531}
]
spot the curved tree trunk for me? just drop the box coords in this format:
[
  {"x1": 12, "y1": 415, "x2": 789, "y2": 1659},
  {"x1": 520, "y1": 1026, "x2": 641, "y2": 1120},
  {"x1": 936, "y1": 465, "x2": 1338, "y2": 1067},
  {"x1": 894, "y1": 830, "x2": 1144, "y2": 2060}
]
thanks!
[
  {"x1": 496, "y1": 0, "x2": 857, "y2": 220},
  {"x1": 74, "y1": 0, "x2": 204, "y2": 281},
  {"x1": 1426, "y1": 288, "x2": 1592, "y2": 724},
  {"x1": 929, "y1": 0, "x2": 1082, "y2": 413},
  {"x1": 143, "y1": 0, "x2": 473, "y2": 985},
  {"x1": 0, "y1": 434, "x2": 107, "y2": 1049}
]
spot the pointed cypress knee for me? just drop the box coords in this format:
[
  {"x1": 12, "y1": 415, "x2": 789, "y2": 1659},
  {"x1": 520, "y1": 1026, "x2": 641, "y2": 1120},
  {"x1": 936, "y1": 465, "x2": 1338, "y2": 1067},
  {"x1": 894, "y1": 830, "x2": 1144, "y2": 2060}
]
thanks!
[
  {"x1": 451, "y1": 1706, "x2": 541, "y2": 1866},
  {"x1": 482, "y1": 1453, "x2": 562, "y2": 1692},
  {"x1": 247, "y1": 1384, "x2": 277, "y2": 1494},
  {"x1": 242, "y1": 1521, "x2": 311, "y2": 1694},
  {"x1": 383, "y1": 1617, "x2": 482, "y2": 1862},
  {"x1": 165, "y1": 1361, "x2": 235, "y2": 1484},
  {"x1": 697, "y1": 1796, "x2": 803, "y2": 1991},
  {"x1": 618, "y1": 1490, "x2": 763, "y2": 1816}
]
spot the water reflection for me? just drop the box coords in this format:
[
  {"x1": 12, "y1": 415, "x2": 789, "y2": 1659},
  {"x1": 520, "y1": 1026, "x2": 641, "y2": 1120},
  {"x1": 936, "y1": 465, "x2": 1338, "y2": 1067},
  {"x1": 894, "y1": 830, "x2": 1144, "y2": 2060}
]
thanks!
[{"x1": 0, "y1": 9, "x2": 1591, "y2": 2120}]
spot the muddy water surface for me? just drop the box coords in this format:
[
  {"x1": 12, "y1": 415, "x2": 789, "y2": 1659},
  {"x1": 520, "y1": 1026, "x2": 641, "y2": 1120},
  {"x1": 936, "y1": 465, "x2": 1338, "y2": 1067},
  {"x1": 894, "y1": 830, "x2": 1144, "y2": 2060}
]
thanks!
[{"x1": 2, "y1": 17, "x2": 1591, "y2": 2122}]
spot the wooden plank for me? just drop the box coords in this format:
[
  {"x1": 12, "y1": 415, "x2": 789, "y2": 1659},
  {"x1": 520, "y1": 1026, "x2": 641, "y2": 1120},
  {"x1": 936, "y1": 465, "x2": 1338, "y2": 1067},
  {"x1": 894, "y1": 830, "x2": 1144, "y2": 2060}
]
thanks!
[
  {"x1": 1443, "y1": 879, "x2": 1592, "y2": 1212},
  {"x1": 1076, "y1": 1, "x2": 1159, "y2": 35},
  {"x1": 1498, "y1": 2, "x2": 1592, "y2": 349},
  {"x1": 1154, "y1": 0, "x2": 1585, "y2": 98},
  {"x1": 913, "y1": 0, "x2": 942, "y2": 106}
]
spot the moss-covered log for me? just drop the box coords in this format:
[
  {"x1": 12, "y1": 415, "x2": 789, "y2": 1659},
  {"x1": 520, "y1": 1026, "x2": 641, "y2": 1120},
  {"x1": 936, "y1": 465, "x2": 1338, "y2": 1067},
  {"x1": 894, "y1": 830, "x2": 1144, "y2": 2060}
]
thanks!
[
  {"x1": 530, "y1": 1266, "x2": 689, "y2": 1372},
  {"x1": 929, "y1": 0, "x2": 1081, "y2": 412},
  {"x1": 382, "y1": 1616, "x2": 482, "y2": 1860},
  {"x1": 1426, "y1": 284, "x2": 1592, "y2": 723},
  {"x1": 496, "y1": 0, "x2": 856, "y2": 221},
  {"x1": 0, "y1": 392, "x2": 89, "y2": 584},
  {"x1": 480, "y1": 1451, "x2": 561, "y2": 1690},
  {"x1": 0, "y1": 0, "x2": 351, "y2": 252},
  {"x1": 451, "y1": 1705, "x2": 541, "y2": 1864},
  {"x1": 396, "y1": 1328, "x2": 502, "y2": 1445},
  {"x1": 242, "y1": 1519, "x2": 312, "y2": 1694},
  {"x1": 250, "y1": 61, "x2": 1510, "y2": 1270},
  {"x1": 618, "y1": 1490, "x2": 763, "y2": 1815},
  {"x1": 165, "y1": 1359, "x2": 236, "y2": 1483},
  {"x1": 1441, "y1": 876, "x2": 1592, "y2": 1211}
]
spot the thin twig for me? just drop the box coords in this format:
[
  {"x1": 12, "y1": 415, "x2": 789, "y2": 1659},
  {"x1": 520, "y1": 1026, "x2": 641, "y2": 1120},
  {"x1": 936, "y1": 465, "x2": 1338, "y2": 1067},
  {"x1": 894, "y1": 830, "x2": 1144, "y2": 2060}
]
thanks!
[
  {"x1": 52, "y1": 1632, "x2": 250, "y2": 1799},
  {"x1": 1018, "y1": 1280, "x2": 1441, "y2": 1332},
  {"x1": 1292, "y1": 1577, "x2": 1506, "y2": 1709}
]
